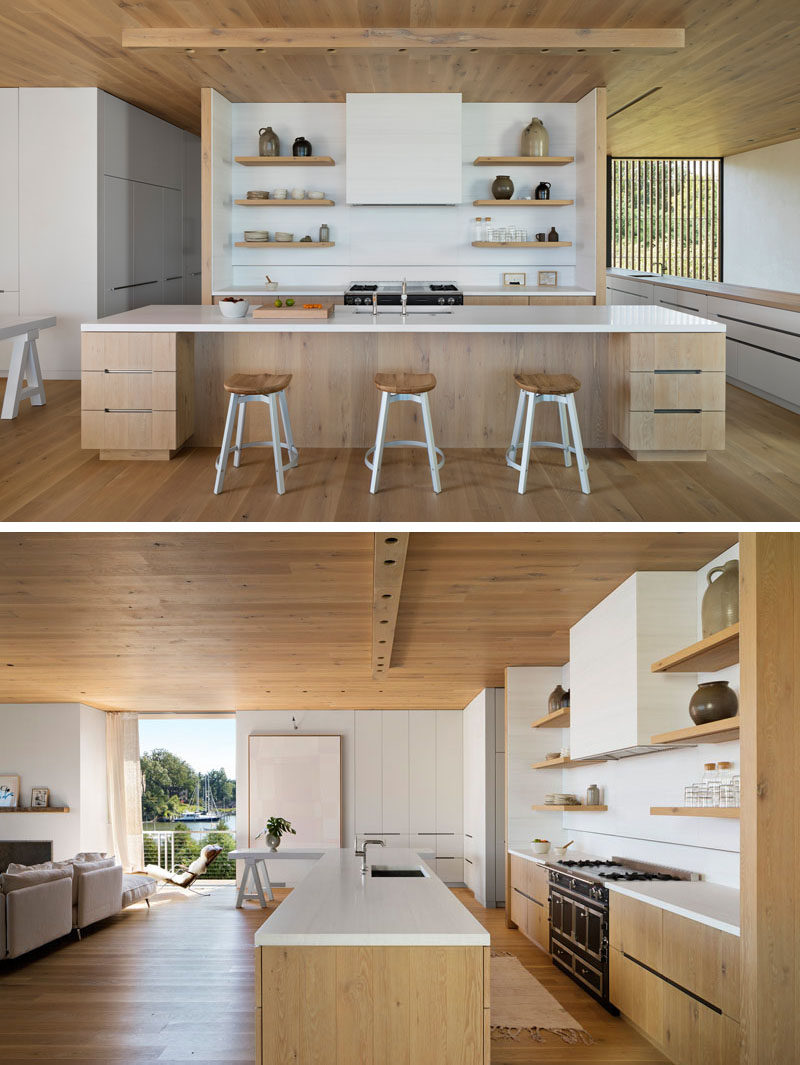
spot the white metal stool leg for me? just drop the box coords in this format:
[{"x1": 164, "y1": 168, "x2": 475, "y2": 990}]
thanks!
[
  {"x1": 369, "y1": 391, "x2": 390, "y2": 494},
  {"x1": 213, "y1": 393, "x2": 239, "y2": 494},
  {"x1": 558, "y1": 399, "x2": 573, "y2": 467},
  {"x1": 565, "y1": 393, "x2": 591, "y2": 494},
  {"x1": 506, "y1": 390, "x2": 526, "y2": 464},
  {"x1": 517, "y1": 392, "x2": 537, "y2": 495},
  {"x1": 419, "y1": 392, "x2": 442, "y2": 494},
  {"x1": 278, "y1": 390, "x2": 298, "y2": 468},
  {"x1": 267, "y1": 393, "x2": 286, "y2": 495},
  {"x1": 1, "y1": 331, "x2": 46, "y2": 420},
  {"x1": 233, "y1": 399, "x2": 246, "y2": 468}
]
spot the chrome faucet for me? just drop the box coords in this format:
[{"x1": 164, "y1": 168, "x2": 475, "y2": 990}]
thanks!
[
  {"x1": 401, "y1": 278, "x2": 408, "y2": 317},
  {"x1": 372, "y1": 290, "x2": 378, "y2": 316},
  {"x1": 361, "y1": 838, "x2": 385, "y2": 874}
]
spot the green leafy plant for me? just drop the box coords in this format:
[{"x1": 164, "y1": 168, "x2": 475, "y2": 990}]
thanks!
[{"x1": 256, "y1": 816, "x2": 296, "y2": 842}]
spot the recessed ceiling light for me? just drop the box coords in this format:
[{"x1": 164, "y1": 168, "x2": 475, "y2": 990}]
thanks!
[
  {"x1": 469, "y1": 47, "x2": 479, "y2": 52},
  {"x1": 611, "y1": 48, "x2": 621, "y2": 53},
  {"x1": 185, "y1": 48, "x2": 195, "y2": 54},
  {"x1": 398, "y1": 47, "x2": 407, "y2": 53},
  {"x1": 327, "y1": 47, "x2": 336, "y2": 53},
  {"x1": 256, "y1": 47, "x2": 266, "y2": 53},
  {"x1": 217, "y1": 48, "x2": 227, "y2": 53},
  {"x1": 540, "y1": 48, "x2": 549, "y2": 53},
  {"x1": 576, "y1": 47, "x2": 586, "y2": 53}
]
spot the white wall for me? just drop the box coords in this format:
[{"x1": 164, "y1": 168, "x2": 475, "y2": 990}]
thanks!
[
  {"x1": 222, "y1": 100, "x2": 583, "y2": 290},
  {"x1": 723, "y1": 139, "x2": 800, "y2": 291},
  {"x1": 0, "y1": 702, "x2": 110, "y2": 860}
]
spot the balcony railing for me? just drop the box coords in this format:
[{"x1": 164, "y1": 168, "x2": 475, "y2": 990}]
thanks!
[{"x1": 142, "y1": 827, "x2": 236, "y2": 880}]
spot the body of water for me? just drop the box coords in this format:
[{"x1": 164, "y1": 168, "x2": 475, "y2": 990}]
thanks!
[{"x1": 144, "y1": 813, "x2": 235, "y2": 839}]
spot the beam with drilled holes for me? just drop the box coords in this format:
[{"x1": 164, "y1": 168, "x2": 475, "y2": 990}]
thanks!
[{"x1": 372, "y1": 532, "x2": 409, "y2": 680}]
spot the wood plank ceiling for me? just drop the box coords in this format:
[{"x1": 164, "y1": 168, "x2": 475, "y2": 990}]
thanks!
[
  {"x1": 0, "y1": 1, "x2": 797, "y2": 156},
  {"x1": 0, "y1": 532, "x2": 736, "y2": 713}
]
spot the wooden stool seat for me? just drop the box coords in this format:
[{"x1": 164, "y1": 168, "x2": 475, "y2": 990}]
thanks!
[
  {"x1": 514, "y1": 372, "x2": 581, "y2": 396},
  {"x1": 224, "y1": 372, "x2": 292, "y2": 396},
  {"x1": 374, "y1": 372, "x2": 437, "y2": 395}
]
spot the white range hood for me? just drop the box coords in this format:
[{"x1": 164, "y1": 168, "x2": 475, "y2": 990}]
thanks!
[{"x1": 345, "y1": 92, "x2": 462, "y2": 205}]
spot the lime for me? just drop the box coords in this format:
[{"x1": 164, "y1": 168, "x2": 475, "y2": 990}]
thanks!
[
  {"x1": 274, "y1": 298, "x2": 283, "y2": 307},
  {"x1": 286, "y1": 298, "x2": 295, "y2": 307}
]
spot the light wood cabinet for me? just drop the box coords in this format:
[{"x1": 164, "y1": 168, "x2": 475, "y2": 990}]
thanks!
[
  {"x1": 508, "y1": 855, "x2": 549, "y2": 952},
  {"x1": 661, "y1": 982, "x2": 740, "y2": 1065},
  {"x1": 661, "y1": 909, "x2": 739, "y2": 1021},
  {"x1": 610, "y1": 947, "x2": 664, "y2": 1044}
]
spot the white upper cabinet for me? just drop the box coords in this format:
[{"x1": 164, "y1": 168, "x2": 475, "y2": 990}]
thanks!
[
  {"x1": 0, "y1": 89, "x2": 19, "y2": 292},
  {"x1": 409, "y1": 710, "x2": 437, "y2": 833},
  {"x1": 436, "y1": 710, "x2": 463, "y2": 841},
  {"x1": 346, "y1": 93, "x2": 462, "y2": 205},
  {"x1": 354, "y1": 712, "x2": 383, "y2": 836},
  {"x1": 381, "y1": 712, "x2": 409, "y2": 836},
  {"x1": 569, "y1": 571, "x2": 698, "y2": 759}
]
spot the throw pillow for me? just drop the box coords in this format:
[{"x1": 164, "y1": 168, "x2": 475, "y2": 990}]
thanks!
[
  {"x1": 1, "y1": 866, "x2": 73, "y2": 894},
  {"x1": 5, "y1": 861, "x2": 53, "y2": 873}
]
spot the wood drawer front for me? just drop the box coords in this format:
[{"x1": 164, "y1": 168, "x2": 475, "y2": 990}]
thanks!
[
  {"x1": 610, "y1": 948, "x2": 664, "y2": 1044},
  {"x1": 624, "y1": 333, "x2": 725, "y2": 372},
  {"x1": 628, "y1": 371, "x2": 726, "y2": 412},
  {"x1": 464, "y1": 295, "x2": 529, "y2": 305},
  {"x1": 661, "y1": 981, "x2": 740, "y2": 1065},
  {"x1": 530, "y1": 862, "x2": 548, "y2": 904},
  {"x1": 509, "y1": 854, "x2": 531, "y2": 897},
  {"x1": 661, "y1": 911, "x2": 740, "y2": 1021},
  {"x1": 81, "y1": 409, "x2": 178, "y2": 451},
  {"x1": 532, "y1": 296, "x2": 595, "y2": 305},
  {"x1": 82, "y1": 331, "x2": 178, "y2": 371},
  {"x1": 510, "y1": 886, "x2": 527, "y2": 930},
  {"x1": 609, "y1": 893, "x2": 662, "y2": 968},
  {"x1": 627, "y1": 411, "x2": 725, "y2": 451},
  {"x1": 527, "y1": 896, "x2": 549, "y2": 950},
  {"x1": 82, "y1": 371, "x2": 177, "y2": 412}
]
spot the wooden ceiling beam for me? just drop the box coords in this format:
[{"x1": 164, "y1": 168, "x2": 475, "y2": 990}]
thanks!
[
  {"x1": 122, "y1": 27, "x2": 685, "y2": 54},
  {"x1": 371, "y1": 532, "x2": 409, "y2": 680}
]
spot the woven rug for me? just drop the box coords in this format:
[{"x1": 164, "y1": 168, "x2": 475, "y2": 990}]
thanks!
[{"x1": 490, "y1": 951, "x2": 592, "y2": 1045}]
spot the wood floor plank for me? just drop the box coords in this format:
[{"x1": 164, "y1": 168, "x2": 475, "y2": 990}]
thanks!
[{"x1": 1, "y1": 380, "x2": 799, "y2": 520}]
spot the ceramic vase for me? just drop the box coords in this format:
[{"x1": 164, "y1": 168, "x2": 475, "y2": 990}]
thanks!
[
  {"x1": 491, "y1": 174, "x2": 514, "y2": 200},
  {"x1": 293, "y1": 136, "x2": 312, "y2": 157},
  {"x1": 258, "y1": 127, "x2": 280, "y2": 157},
  {"x1": 688, "y1": 681, "x2": 739, "y2": 726},
  {"x1": 265, "y1": 833, "x2": 280, "y2": 851},
  {"x1": 521, "y1": 117, "x2": 549, "y2": 157},
  {"x1": 547, "y1": 684, "x2": 566, "y2": 714},
  {"x1": 701, "y1": 559, "x2": 739, "y2": 637}
]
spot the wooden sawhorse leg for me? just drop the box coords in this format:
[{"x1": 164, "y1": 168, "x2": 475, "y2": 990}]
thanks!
[{"x1": 2, "y1": 330, "x2": 46, "y2": 420}]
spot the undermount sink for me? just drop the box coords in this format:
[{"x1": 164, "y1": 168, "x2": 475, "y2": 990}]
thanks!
[{"x1": 370, "y1": 866, "x2": 428, "y2": 878}]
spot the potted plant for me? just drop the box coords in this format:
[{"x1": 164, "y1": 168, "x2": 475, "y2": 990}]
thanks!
[{"x1": 256, "y1": 816, "x2": 296, "y2": 852}]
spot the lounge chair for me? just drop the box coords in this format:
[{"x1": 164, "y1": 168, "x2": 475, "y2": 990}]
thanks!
[{"x1": 143, "y1": 843, "x2": 223, "y2": 896}]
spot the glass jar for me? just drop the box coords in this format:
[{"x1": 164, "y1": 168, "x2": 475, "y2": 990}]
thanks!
[
  {"x1": 717, "y1": 761, "x2": 738, "y2": 807},
  {"x1": 319, "y1": 223, "x2": 330, "y2": 243},
  {"x1": 586, "y1": 784, "x2": 601, "y2": 807},
  {"x1": 701, "y1": 762, "x2": 719, "y2": 806}
]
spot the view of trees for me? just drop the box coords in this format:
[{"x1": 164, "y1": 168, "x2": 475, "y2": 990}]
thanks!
[{"x1": 140, "y1": 747, "x2": 236, "y2": 822}]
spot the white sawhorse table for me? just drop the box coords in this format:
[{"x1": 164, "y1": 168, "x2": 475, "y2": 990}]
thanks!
[
  {"x1": 229, "y1": 848, "x2": 325, "y2": 908},
  {"x1": 1, "y1": 315, "x2": 56, "y2": 420}
]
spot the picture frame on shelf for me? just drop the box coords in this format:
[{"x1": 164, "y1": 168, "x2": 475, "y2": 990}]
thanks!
[
  {"x1": 538, "y1": 270, "x2": 558, "y2": 287},
  {"x1": 30, "y1": 787, "x2": 50, "y2": 808},
  {"x1": 503, "y1": 272, "x2": 527, "y2": 288},
  {"x1": 0, "y1": 775, "x2": 20, "y2": 808}
]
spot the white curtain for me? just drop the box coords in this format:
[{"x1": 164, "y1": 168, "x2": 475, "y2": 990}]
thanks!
[{"x1": 106, "y1": 712, "x2": 144, "y2": 871}]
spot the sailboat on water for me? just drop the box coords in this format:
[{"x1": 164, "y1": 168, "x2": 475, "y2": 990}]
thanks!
[{"x1": 174, "y1": 775, "x2": 221, "y2": 823}]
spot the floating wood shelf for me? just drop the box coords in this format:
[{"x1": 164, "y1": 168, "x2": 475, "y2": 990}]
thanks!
[
  {"x1": 0, "y1": 806, "x2": 70, "y2": 813},
  {"x1": 235, "y1": 241, "x2": 335, "y2": 248},
  {"x1": 530, "y1": 755, "x2": 605, "y2": 769},
  {"x1": 530, "y1": 707, "x2": 570, "y2": 729},
  {"x1": 532, "y1": 804, "x2": 607, "y2": 812},
  {"x1": 473, "y1": 156, "x2": 574, "y2": 167},
  {"x1": 651, "y1": 623, "x2": 740, "y2": 674},
  {"x1": 650, "y1": 806, "x2": 739, "y2": 818},
  {"x1": 472, "y1": 199, "x2": 574, "y2": 207},
  {"x1": 235, "y1": 156, "x2": 335, "y2": 166},
  {"x1": 234, "y1": 199, "x2": 335, "y2": 207},
  {"x1": 651, "y1": 716, "x2": 741, "y2": 746},
  {"x1": 472, "y1": 241, "x2": 572, "y2": 248}
]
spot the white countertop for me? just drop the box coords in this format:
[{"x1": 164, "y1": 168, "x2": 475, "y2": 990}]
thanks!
[
  {"x1": 253, "y1": 848, "x2": 490, "y2": 947},
  {"x1": 83, "y1": 304, "x2": 725, "y2": 334},
  {"x1": 608, "y1": 881, "x2": 740, "y2": 937},
  {"x1": 213, "y1": 284, "x2": 596, "y2": 299},
  {"x1": 608, "y1": 268, "x2": 800, "y2": 313}
]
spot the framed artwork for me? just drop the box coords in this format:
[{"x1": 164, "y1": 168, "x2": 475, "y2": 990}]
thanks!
[
  {"x1": 248, "y1": 734, "x2": 342, "y2": 848},
  {"x1": 0, "y1": 775, "x2": 20, "y2": 808},
  {"x1": 538, "y1": 270, "x2": 558, "y2": 287},
  {"x1": 503, "y1": 272, "x2": 527, "y2": 288},
  {"x1": 30, "y1": 787, "x2": 50, "y2": 808}
]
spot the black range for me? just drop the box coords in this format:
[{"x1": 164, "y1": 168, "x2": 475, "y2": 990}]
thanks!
[{"x1": 344, "y1": 282, "x2": 463, "y2": 306}]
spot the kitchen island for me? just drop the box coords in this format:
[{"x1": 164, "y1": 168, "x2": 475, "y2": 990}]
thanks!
[
  {"x1": 252, "y1": 847, "x2": 490, "y2": 1065},
  {"x1": 80, "y1": 304, "x2": 726, "y2": 461}
]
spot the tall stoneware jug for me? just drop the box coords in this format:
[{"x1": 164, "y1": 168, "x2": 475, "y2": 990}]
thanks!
[
  {"x1": 259, "y1": 126, "x2": 280, "y2": 157},
  {"x1": 520, "y1": 117, "x2": 549, "y2": 157},
  {"x1": 701, "y1": 559, "x2": 739, "y2": 637}
]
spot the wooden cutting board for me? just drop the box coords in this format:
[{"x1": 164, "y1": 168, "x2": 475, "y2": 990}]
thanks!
[{"x1": 252, "y1": 304, "x2": 334, "y2": 320}]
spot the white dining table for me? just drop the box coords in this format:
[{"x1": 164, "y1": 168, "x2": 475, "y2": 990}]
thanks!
[
  {"x1": 228, "y1": 847, "x2": 327, "y2": 908},
  {"x1": 0, "y1": 314, "x2": 57, "y2": 419}
]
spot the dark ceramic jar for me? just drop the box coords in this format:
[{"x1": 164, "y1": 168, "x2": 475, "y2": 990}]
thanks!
[
  {"x1": 547, "y1": 684, "x2": 566, "y2": 714},
  {"x1": 491, "y1": 174, "x2": 514, "y2": 200},
  {"x1": 293, "y1": 136, "x2": 312, "y2": 157},
  {"x1": 688, "y1": 680, "x2": 739, "y2": 726}
]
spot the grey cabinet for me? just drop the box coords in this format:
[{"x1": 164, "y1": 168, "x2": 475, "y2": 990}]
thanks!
[
  {"x1": 0, "y1": 89, "x2": 19, "y2": 294},
  {"x1": 102, "y1": 175, "x2": 134, "y2": 316},
  {"x1": 163, "y1": 187, "x2": 184, "y2": 302}
]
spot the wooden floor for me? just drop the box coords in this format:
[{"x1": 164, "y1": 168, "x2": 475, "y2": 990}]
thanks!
[
  {"x1": 1, "y1": 379, "x2": 799, "y2": 521},
  {"x1": 0, "y1": 883, "x2": 667, "y2": 1064}
]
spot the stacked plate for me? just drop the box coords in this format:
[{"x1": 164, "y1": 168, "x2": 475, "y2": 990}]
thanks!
[
  {"x1": 274, "y1": 232, "x2": 294, "y2": 242},
  {"x1": 246, "y1": 190, "x2": 269, "y2": 199},
  {"x1": 544, "y1": 793, "x2": 579, "y2": 805},
  {"x1": 244, "y1": 230, "x2": 269, "y2": 242}
]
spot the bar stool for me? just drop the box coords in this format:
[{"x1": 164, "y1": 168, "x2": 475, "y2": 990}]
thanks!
[
  {"x1": 213, "y1": 372, "x2": 298, "y2": 496},
  {"x1": 365, "y1": 372, "x2": 444, "y2": 494},
  {"x1": 506, "y1": 372, "x2": 590, "y2": 495}
]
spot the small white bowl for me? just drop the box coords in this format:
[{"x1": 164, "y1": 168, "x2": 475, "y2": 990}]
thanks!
[
  {"x1": 272, "y1": 189, "x2": 288, "y2": 199},
  {"x1": 290, "y1": 188, "x2": 306, "y2": 199},
  {"x1": 264, "y1": 281, "x2": 278, "y2": 290},
  {"x1": 307, "y1": 191, "x2": 325, "y2": 199},
  {"x1": 218, "y1": 299, "x2": 250, "y2": 318},
  {"x1": 531, "y1": 840, "x2": 550, "y2": 856},
  {"x1": 274, "y1": 232, "x2": 294, "y2": 242},
  {"x1": 551, "y1": 845, "x2": 570, "y2": 861}
]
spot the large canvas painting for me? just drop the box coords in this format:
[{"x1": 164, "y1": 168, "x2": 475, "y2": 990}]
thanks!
[{"x1": 248, "y1": 735, "x2": 342, "y2": 849}]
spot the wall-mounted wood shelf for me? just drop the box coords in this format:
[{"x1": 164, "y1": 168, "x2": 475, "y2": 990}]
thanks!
[
  {"x1": 530, "y1": 755, "x2": 605, "y2": 769},
  {"x1": 235, "y1": 241, "x2": 335, "y2": 248},
  {"x1": 651, "y1": 806, "x2": 739, "y2": 818},
  {"x1": 473, "y1": 156, "x2": 574, "y2": 167},
  {"x1": 472, "y1": 199, "x2": 574, "y2": 207},
  {"x1": 0, "y1": 806, "x2": 70, "y2": 813},
  {"x1": 235, "y1": 156, "x2": 335, "y2": 167},
  {"x1": 472, "y1": 241, "x2": 572, "y2": 248},
  {"x1": 651, "y1": 623, "x2": 739, "y2": 674},
  {"x1": 532, "y1": 804, "x2": 607, "y2": 812},
  {"x1": 530, "y1": 707, "x2": 570, "y2": 729},
  {"x1": 651, "y1": 716, "x2": 741, "y2": 746},
  {"x1": 234, "y1": 199, "x2": 335, "y2": 207}
]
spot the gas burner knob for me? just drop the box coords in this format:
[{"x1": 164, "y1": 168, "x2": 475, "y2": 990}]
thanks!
[
  {"x1": 447, "y1": 296, "x2": 456, "y2": 304},
  {"x1": 570, "y1": 878, "x2": 577, "y2": 890},
  {"x1": 437, "y1": 297, "x2": 446, "y2": 304},
  {"x1": 353, "y1": 297, "x2": 363, "y2": 305}
]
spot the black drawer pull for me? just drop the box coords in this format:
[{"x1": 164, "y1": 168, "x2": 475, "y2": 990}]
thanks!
[
  {"x1": 104, "y1": 408, "x2": 153, "y2": 414},
  {"x1": 733, "y1": 337, "x2": 800, "y2": 365},
  {"x1": 654, "y1": 368, "x2": 701, "y2": 375},
  {"x1": 659, "y1": 298, "x2": 701, "y2": 313},
  {"x1": 654, "y1": 408, "x2": 702, "y2": 414},
  {"x1": 104, "y1": 368, "x2": 152, "y2": 375},
  {"x1": 718, "y1": 312, "x2": 800, "y2": 340}
]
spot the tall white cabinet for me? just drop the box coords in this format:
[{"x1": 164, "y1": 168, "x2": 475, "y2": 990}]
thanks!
[{"x1": 354, "y1": 710, "x2": 464, "y2": 884}]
